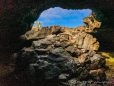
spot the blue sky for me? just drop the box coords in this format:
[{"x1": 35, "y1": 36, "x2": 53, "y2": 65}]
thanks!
[{"x1": 33, "y1": 7, "x2": 91, "y2": 28}]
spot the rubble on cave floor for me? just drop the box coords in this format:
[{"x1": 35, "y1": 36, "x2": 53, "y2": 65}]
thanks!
[{"x1": 11, "y1": 13, "x2": 114, "y2": 86}]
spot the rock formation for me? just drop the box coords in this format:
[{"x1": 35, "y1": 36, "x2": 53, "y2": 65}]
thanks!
[
  {"x1": 12, "y1": 15, "x2": 108, "y2": 86},
  {"x1": 0, "y1": 0, "x2": 114, "y2": 60}
]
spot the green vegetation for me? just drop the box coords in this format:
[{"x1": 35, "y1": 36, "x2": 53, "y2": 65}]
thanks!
[{"x1": 99, "y1": 52, "x2": 114, "y2": 80}]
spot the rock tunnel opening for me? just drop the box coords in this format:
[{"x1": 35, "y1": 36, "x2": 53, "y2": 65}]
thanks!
[
  {"x1": 21, "y1": 7, "x2": 92, "y2": 49},
  {"x1": 0, "y1": 0, "x2": 114, "y2": 85},
  {"x1": 0, "y1": 4, "x2": 112, "y2": 61},
  {"x1": 25, "y1": 7, "x2": 114, "y2": 52},
  {"x1": 32, "y1": 7, "x2": 114, "y2": 52},
  {"x1": 12, "y1": 7, "x2": 108, "y2": 85},
  {"x1": 33, "y1": 7, "x2": 92, "y2": 28},
  {"x1": 0, "y1": 0, "x2": 114, "y2": 86},
  {"x1": 25, "y1": 8, "x2": 102, "y2": 48}
]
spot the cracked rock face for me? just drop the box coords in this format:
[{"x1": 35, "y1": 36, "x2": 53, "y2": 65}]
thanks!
[
  {"x1": 13, "y1": 15, "x2": 106, "y2": 86},
  {"x1": 1, "y1": 0, "x2": 114, "y2": 61},
  {"x1": 14, "y1": 37, "x2": 106, "y2": 85},
  {"x1": 22, "y1": 15, "x2": 100, "y2": 51}
]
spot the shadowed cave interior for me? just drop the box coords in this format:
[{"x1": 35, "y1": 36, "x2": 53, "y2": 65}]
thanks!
[
  {"x1": 0, "y1": 0, "x2": 114, "y2": 61},
  {"x1": 0, "y1": 0, "x2": 114, "y2": 86}
]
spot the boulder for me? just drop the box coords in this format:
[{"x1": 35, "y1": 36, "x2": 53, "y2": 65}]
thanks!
[
  {"x1": 58, "y1": 73, "x2": 70, "y2": 80},
  {"x1": 78, "y1": 53, "x2": 90, "y2": 64},
  {"x1": 90, "y1": 54, "x2": 106, "y2": 67},
  {"x1": 83, "y1": 14, "x2": 101, "y2": 32},
  {"x1": 89, "y1": 69, "x2": 106, "y2": 81},
  {"x1": 13, "y1": 14, "x2": 107, "y2": 86}
]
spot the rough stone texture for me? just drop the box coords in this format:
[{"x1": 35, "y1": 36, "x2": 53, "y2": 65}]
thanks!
[
  {"x1": 22, "y1": 15, "x2": 100, "y2": 51},
  {"x1": 0, "y1": 0, "x2": 114, "y2": 61},
  {"x1": 83, "y1": 13, "x2": 101, "y2": 32},
  {"x1": 12, "y1": 15, "x2": 108, "y2": 86},
  {"x1": 14, "y1": 40, "x2": 106, "y2": 85}
]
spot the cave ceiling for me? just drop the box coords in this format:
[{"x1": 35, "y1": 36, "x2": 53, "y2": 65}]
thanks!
[{"x1": 0, "y1": 0, "x2": 114, "y2": 28}]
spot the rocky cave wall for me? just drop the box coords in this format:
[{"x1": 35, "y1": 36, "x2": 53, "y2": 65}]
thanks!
[
  {"x1": 0, "y1": 0, "x2": 114, "y2": 60},
  {"x1": 13, "y1": 14, "x2": 107, "y2": 86}
]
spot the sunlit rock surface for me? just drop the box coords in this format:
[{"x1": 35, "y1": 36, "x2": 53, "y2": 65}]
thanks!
[
  {"x1": 1, "y1": 0, "x2": 114, "y2": 61},
  {"x1": 12, "y1": 15, "x2": 108, "y2": 86}
]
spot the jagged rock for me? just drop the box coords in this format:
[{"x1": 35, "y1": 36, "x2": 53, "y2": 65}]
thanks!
[
  {"x1": 72, "y1": 58, "x2": 80, "y2": 65},
  {"x1": 54, "y1": 41, "x2": 61, "y2": 47},
  {"x1": 13, "y1": 14, "x2": 107, "y2": 86},
  {"x1": 83, "y1": 14, "x2": 101, "y2": 32},
  {"x1": 32, "y1": 39, "x2": 52, "y2": 49},
  {"x1": 77, "y1": 53, "x2": 90, "y2": 64},
  {"x1": 78, "y1": 68, "x2": 90, "y2": 80},
  {"x1": 34, "y1": 49, "x2": 48, "y2": 55},
  {"x1": 35, "y1": 60, "x2": 62, "y2": 79},
  {"x1": 86, "y1": 63, "x2": 98, "y2": 70},
  {"x1": 90, "y1": 54, "x2": 106, "y2": 67},
  {"x1": 21, "y1": 16, "x2": 100, "y2": 52},
  {"x1": 14, "y1": 41, "x2": 106, "y2": 86},
  {"x1": 68, "y1": 79, "x2": 77, "y2": 86},
  {"x1": 89, "y1": 69, "x2": 106, "y2": 81},
  {"x1": 82, "y1": 34, "x2": 99, "y2": 50},
  {"x1": 1, "y1": 0, "x2": 114, "y2": 68},
  {"x1": 21, "y1": 30, "x2": 42, "y2": 40},
  {"x1": 0, "y1": 0, "x2": 114, "y2": 86},
  {"x1": 87, "y1": 50, "x2": 96, "y2": 57},
  {"x1": 66, "y1": 46, "x2": 76, "y2": 54},
  {"x1": 75, "y1": 49, "x2": 84, "y2": 56},
  {"x1": 58, "y1": 73, "x2": 70, "y2": 80},
  {"x1": 48, "y1": 47, "x2": 72, "y2": 62},
  {"x1": 21, "y1": 26, "x2": 62, "y2": 40},
  {"x1": 73, "y1": 32, "x2": 99, "y2": 50}
]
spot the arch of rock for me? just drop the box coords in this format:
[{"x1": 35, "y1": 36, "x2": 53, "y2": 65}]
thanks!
[{"x1": 0, "y1": 0, "x2": 114, "y2": 59}]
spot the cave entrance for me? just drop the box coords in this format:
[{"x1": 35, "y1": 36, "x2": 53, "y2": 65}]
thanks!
[{"x1": 32, "y1": 7, "x2": 92, "y2": 28}]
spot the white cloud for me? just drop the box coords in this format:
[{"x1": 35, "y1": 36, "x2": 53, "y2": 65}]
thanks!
[{"x1": 39, "y1": 7, "x2": 62, "y2": 19}]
